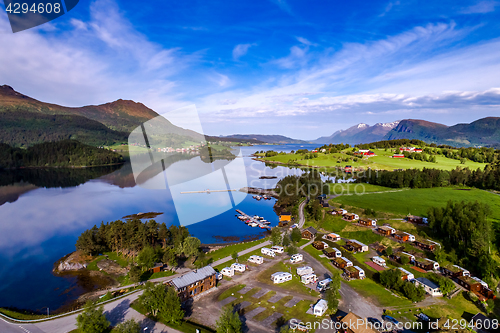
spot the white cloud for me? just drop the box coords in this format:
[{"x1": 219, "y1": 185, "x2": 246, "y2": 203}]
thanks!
[
  {"x1": 296, "y1": 36, "x2": 315, "y2": 46},
  {"x1": 460, "y1": 1, "x2": 499, "y2": 14},
  {"x1": 232, "y1": 43, "x2": 255, "y2": 60}
]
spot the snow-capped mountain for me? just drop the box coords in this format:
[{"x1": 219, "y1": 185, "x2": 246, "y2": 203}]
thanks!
[{"x1": 314, "y1": 121, "x2": 400, "y2": 144}]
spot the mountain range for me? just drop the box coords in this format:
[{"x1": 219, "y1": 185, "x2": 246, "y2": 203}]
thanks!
[
  {"x1": 314, "y1": 121, "x2": 400, "y2": 145},
  {"x1": 221, "y1": 134, "x2": 308, "y2": 144}
]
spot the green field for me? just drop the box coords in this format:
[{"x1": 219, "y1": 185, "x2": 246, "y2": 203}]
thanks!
[
  {"x1": 206, "y1": 238, "x2": 268, "y2": 262},
  {"x1": 331, "y1": 187, "x2": 500, "y2": 223},
  {"x1": 328, "y1": 183, "x2": 395, "y2": 195},
  {"x1": 263, "y1": 148, "x2": 488, "y2": 171}
]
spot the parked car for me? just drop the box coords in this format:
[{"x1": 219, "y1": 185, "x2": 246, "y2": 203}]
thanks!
[
  {"x1": 382, "y1": 315, "x2": 399, "y2": 325},
  {"x1": 417, "y1": 313, "x2": 430, "y2": 322},
  {"x1": 367, "y1": 317, "x2": 382, "y2": 326}
]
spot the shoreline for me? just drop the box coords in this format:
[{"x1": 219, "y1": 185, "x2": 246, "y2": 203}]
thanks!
[{"x1": 1, "y1": 161, "x2": 125, "y2": 170}]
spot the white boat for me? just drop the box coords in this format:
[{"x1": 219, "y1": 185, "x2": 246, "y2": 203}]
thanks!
[{"x1": 249, "y1": 222, "x2": 258, "y2": 227}]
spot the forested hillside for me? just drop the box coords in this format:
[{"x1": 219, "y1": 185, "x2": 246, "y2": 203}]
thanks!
[{"x1": 0, "y1": 140, "x2": 124, "y2": 168}]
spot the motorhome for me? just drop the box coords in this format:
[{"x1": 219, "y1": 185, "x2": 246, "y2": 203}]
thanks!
[
  {"x1": 261, "y1": 247, "x2": 276, "y2": 257},
  {"x1": 301, "y1": 273, "x2": 318, "y2": 284},
  {"x1": 372, "y1": 256, "x2": 387, "y2": 267},
  {"x1": 271, "y1": 245, "x2": 284, "y2": 253},
  {"x1": 313, "y1": 299, "x2": 328, "y2": 316},
  {"x1": 221, "y1": 267, "x2": 234, "y2": 277},
  {"x1": 297, "y1": 266, "x2": 314, "y2": 276},
  {"x1": 248, "y1": 255, "x2": 264, "y2": 265},
  {"x1": 271, "y1": 272, "x2": 292, "y2": 284},
  {"x1": 231, "y1": 263, "x2": 246, "y2": 272},
  {"x1": 289, "y1": 253, "x2": 303, "y2": 263},
  {"x1": 317, "y1": 278, "x2": 333, "y2": 291}
]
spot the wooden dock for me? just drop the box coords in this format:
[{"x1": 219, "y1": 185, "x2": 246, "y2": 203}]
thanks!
[{"x1": 236, "y1": 209, "x2": 271, "y2": 230}]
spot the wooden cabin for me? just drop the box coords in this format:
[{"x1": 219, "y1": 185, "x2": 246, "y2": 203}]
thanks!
[
  {"x1": 377, "y1": 226, "x2": 395, "y2": 236},
  {"x1": 441, "y1": 264, "x2": 470, "y2": 278},
  {"x1": 169, "y1": 266, "x2": 216, "y2": 302},
  {"x1": 344, "y1": 265, "x2": 365, "y2": 279},
  {"x1": 312, "y1": 241, "x2": 326, "y2": 250},
  {"x1": 414, "y1": 258, "x2": 439, "y2": 271},
  {"x1": 407, "y1": 215, "x2": 428, "y2": 224},
  {"x1": 333, "y1": 257, "x2": 352, "y2": 269},
  {"x1": 279, "y1": 213, "x2": 291, "y2": 222},
  {"x1": 346, "y1": 239, "x2": 368, "y2": 252},
  {"x1": 343, "y1": 213, "x2": 359, "y2": 221},
  {"x1": 394, "y1": 232, "x2": 409, "y2": 242},
  {"x1": 324, "y1": 233, "x2": 340, "y2": 242},
  {"x1": 150, "y1": 263, "x2": 164, "y2": 274},
  {"x1": 324, "y1": 247, "x2": 341, "y2": 259},
  {"x1": 302, "y1": 227, "x2": 318, "y2": 240},
  {"x1": 359, "y1": 219, "x2": 376, "y2": 227},
  {"x1": 414, "y1": 239, "x2": 437, "y2": 251}
]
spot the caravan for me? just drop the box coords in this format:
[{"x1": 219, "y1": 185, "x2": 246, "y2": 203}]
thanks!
[
  {"x1": 301, "y1": 273, "x2": 318, "y2": 284},
  {"x1": 248, "y1": 255, "x2": 264, "y2": 265},
  {"x1": 261, "y1": 247, "x2": 276, "y2": 257},
  {"x1": 372, "y1": 256, "x2": 387, "y2": 267},
  {"x1": 317, "y1": 278, "x2": 333, "y2": 291},
  {"x1": 231, "y1": 263, "x2": 246, "y2": 272},
  {"x1": 297, "y1": 266, "x2": 314, "y2": 276},
  {"x1": 271, "y1": 246, "x2": 284, "y2": 254},
  {"x1": 289, "y1": 253, "x2": 303, "y2": 263},
  {"x1": 221, "y1": 267, "x2": 234, "y2": 277},
  {"x1": 271, "y1": 272, "x2": 292, "y2": 284}
]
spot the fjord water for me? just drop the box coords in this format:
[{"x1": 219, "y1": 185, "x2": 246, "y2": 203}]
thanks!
[{"x1": 0, "y1": 144, "x2": 317, "y2": 312}]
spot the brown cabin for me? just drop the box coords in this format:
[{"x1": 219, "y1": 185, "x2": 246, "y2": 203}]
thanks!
[
  {"x1": 323, "y1": 248, "x2": 338, "y2": 258},
  {"x1": 457, "y1": 276, "x2": 483, "y2": 293},
  {"x1": 302, "y1": 227, "x2": 318, "y2": 240},
  {"x1": 343, "y1": 213, "x2": 358, "y2": 221},
  {"x1": 312, "y1": 241, "x2": 325, "y2": 250},
  {"x1": 414, "y1": 258, "x2": 435, "y2": 271},
  {"x1": 333, "y1": 257, "x2": 351, "y2": 269},
  {"x1": 441, "y1": 264, "x2": 469, "y2": 278},
  {"x1": 377, "y1": 226, "x2": 394, "y2": 236},
  {"x1": 150, "y1": 263, "x2": 164, "y2": 274},
  {"x1": 359, "y1": 219, "x2": 376, "y2": 227},
  {"x1": 344, "y1": 266, "x2": 363, "y2": 279},
  {"x1": 394, "y1": 232, "x2": 409, "y2": 242},
  {"x1": 169, "y1": 266, "x2": 217, "y2": 302},
  {"x1": 407, "y1": 215, "x2": 427, "y2": 224},
  {"x1": 414, "y1": 240, "x2": 436, "y2": 251}
]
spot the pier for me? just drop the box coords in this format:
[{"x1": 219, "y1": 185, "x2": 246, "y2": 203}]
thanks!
[{"x1": 235, "y1": 209, "x2": 271, "y2": 230}]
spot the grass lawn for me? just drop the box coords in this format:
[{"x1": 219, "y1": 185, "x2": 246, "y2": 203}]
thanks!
[
  {"x1": 213, "y1": 247, "x2": 270, "y2": 271},
  {"x1": 206, "y1": 238, "x2": 269, "y2": 262},
  {"x1": 328, "y1": 183, "x2": 395, "y2": 195},
  {"x1": 0, "y1": 308, "x2": 55, "y2": 320},
  {"x1": 331, "y1": 187, "x2": 500, "y2": 223},
  {"x1": 302, "y1": 245, "x2": 339, "y2": 277},
  {"x1": 348, "y1": 278, "x2": 413, "y2": 308}
]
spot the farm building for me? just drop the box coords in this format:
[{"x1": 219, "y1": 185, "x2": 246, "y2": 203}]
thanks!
[
  {"x1": 248, "y1": 255, "x2": 263, "y2": 265},
  {"x1": 345, "y1": 265, "x2": 365, "y2": 279},
  {"x1": 297, "y1": 266, "x2": 314, "y2": 276},
  {"x1": 407, "y1": 215, "x2": 428, "y2": 224},
  {"x1": 333, "y1": 257, "x2": 353, "y2": 269},
  {"x1": 301, "y1": 273, "x2": 318, "y2": 284},
  {"x1": 302, "y1": 227, "x2": 318, "y2": 240},
  {"x1": 414, "y1": 277, "x2": 442, "y2": 297},
  {"x1": 359, "y1": 219, "x2": 377, "y2": 227},
  {"x1": 441, "y1": 264, "x2": 470, "y2": 278},
  {"x1": 271, "y1": 272, "x2": 292, "y2": 284},
  {"x1": 169, "y1": 266, "x2": 217, "y2": 302},
  {"x1": 398, "y1": 267, "x2": 415, "y2": 281},
  {"x1": 377, "y1": 226, "x2": 396, "y2": 236},
  {"x1": 346, "y1": 239, "x2": 368, "y2": 252},
  {"x1": 324, "y1": 247, "x2": 342, "y2": 258},
  {"x1": 372, "y1": 256, "x2": 387, "y2": 267},
  {"x1": 343, "y1": 213, "x2": 359, "y2": 221},
  {"x1": 324, "y1": 233, "x2": 340, "y2": 242},
  {"x1": 414, "y1": 258, "x2": 439, "y2": 271},
  {"x1": 290, "y1": 253, "x2": 303, "y2": 263},
  {"x1": 313, "y1": 299, "x2": 328, "y2": 316}
]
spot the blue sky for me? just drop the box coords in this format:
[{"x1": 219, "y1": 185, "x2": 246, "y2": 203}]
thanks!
[{"x1": 1, "y1": 0, "x2": 500, "y2": 139}]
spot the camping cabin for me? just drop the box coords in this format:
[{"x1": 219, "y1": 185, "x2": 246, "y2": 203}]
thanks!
[
  {"x1": 414, "y1": 239, "x2": 437, "y2": 251},
  {"x1": 150, "y1": 263, "x2": 164, "y2": 274},
  {"x1": 457, "y1": 276, "x2": 484, "y2": 294},
  {"x1": 372, "y1": 256, "x2": 387, "y2": 267},
  {"x1": 317, "y1": 278, "x2": 333, "y2": 291},
  {"x1": 279, "y1": 213, "x2": 291, "y2": 222},
  {"x1": 221, "y1": 267, "x2": 235, "y2": 277},
  {"x1": 345, "y1": 266, "x2": 365, "y2": 279},
  {"x1": 301, "y1": 273, "x2": 318, "y2": 284},
  {"x1": 333, "y1": 257, "x2": 353, "y2": 269},
  {"x1": 398, "y1": 267, "x2": 415, "y2": 281},
  {"x1": 359, "y1": 219, "x2": 377, "y2": 227},
  {"x1": 324, "y1": 233, "x2": 340, "y2": 242},
  {"x1": 261, "y1": 247, "x2": 276, "y2": 257},
  {"x1": 231, "y1": 263, "x2": 246, "y2": 273},
  {"x1": 313, "y1": 299, "x2": 328, "y2": 316},
  {"x1": 331, "y1": 208, "x2": 347, "y2": 215},
  {"x1": 271, "y1": 245, "x2": 284, "y2": 253},
  {"x1": 289, "y1": 253, "x2": 303, "y2": 263},
  {"x1": 271, "y1": 272, "x2": 292, "y2": 284},
  {"x1": 346, "y1": 239, "x2": 368, "y2": 252},
  {"x1": 248, "y1": 255, "x2": 264, "y2": 265},
  {"x1": 414, "y1": 277, "x2": 442, "y2": 297},
  {"x1": 312, "y1": 241, "x2": 326, "y2": 250},
  {"x1": 169, "y1": 266, "x2": 216, "y2": 302},
  {"x1": 338, "y1": 313, "x2": 378, "y2": 333},
  {"x1": 302, "y1": 227, "x2": 318, "y2": 240},
  {"x1": 407, "y1": 215, "x2": 428, "y2": 224},
  {"x1": 441, "y1": 264, "x2": 470, "y2": 278},
  {"x1": 414, "y1": 258, "x2": 439, "y2": 271},
  {"x1": 297, "y1": 266, "x2": 314, "y2": 276},
  {"x1": 324, "y1": 247, "x2": 342, "y2": 258},
  {"x1": 394, "y1": 231, "x2": 409, "y2": 242},
  {"x1": 377, "y1": 226, "x2": 396, "y2": 236},
  {"x1": 343, "y1": 213, "x2": 359, "y2": 221}
]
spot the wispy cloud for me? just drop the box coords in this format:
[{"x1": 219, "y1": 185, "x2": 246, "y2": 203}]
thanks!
[
  {"x1": 460, "y1": 1, "x2": 499, "y2": 14},
  {"x1": 232, "y1": 43, "x2": 255, "y2": 60}
]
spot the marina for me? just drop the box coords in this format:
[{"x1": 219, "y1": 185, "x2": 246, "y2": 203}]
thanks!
[
  {"x1": 236, "y1": 209, "x2": 272, "y2": 230},
  {"x1": 252, "y1": 195, "x2": 272, "y2": 200}
]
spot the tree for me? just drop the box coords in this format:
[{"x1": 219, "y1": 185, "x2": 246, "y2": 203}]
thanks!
[
  {"x1": 291, "y1": 228, "x2": 302, "y2": 243},
  {"x1": 182, "y1": 237, "x2": 201, "y2": 258},
  {"x1": 137, "y1": 246, "x2": 158, "y2": 270},
  {"x1": 129, "y1": 265, "x2": 142, "y2": 283},
  {"x1": 162, "y1": 247, "x2": 178, "y2": 268},
  {"x1": 138, "y1": 283, "x2": 184, "y2": 323},
  {"x1": 76, "y1": 301, "x2": 110, "y2": 333},
  {"x1": 216, "y1": 306, "x2": 242, "y2": 333},
  {"x1": 282, "y1": 233, "x2": 291, "y2": 247},
  {"x1": 324, "y1": 288, "x2": 339, "y2": 314},
  {"x1": 286, "y1": 246, "x2": 298, "y2": 255},
  {"x1": 271, "y1": 227, "x2": 283, "y2": 245},
  {"x1": 231, "y1": 251, "x2": 239, "y2": 262},
  {"x1": 384, "y1": 246, "x2": 393, "y2": 256},
  {"x1": 379, "y1": 269, "x2": 401, "y2": 289},
  {"x1": 163, "y1": 286, "x2": 185, "y2": 324},
  {"x1": 400, "y1": 255, "x2": 410, "y2": 265},
  {"x1": 114, "y1": 319, "x2": 141, "y2": 333}
]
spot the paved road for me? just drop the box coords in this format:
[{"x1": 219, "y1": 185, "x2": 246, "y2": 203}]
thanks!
[
  {"x1": 297, "y1": 197, "x2": 308, "y2": 229},
  {"x1": 211, "y1": 240, "x2": 271, "y2": 267}
]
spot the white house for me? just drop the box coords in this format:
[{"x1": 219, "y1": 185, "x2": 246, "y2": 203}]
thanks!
[
  {"x1": 301, "y1": 273, "x2": 318, "y2": 284},
  {"x1": 297, "y1": 266, "x2": 314, "y2": 276},
  {"x1": 271, "y1": 246, "x2": 284, "y2": 254},
  {"x1": 231, "y1": 263, "x2": 246, "y2": 273},
  {"x1": 271, "y1": 272, "x2": 292, "y2": 284},
  {"x1": 398, "y1": 267, "x2": 415, "y2": 281},
  {"x1": 221, "y1": 267, "x2": 234, "y2": 277},
  {"x1": 317, "y1": 278, "x2": 333, "y2": 291},
  {"x1": 354, "y1": 266, "x2": 365, "y2": 279},
  {"x1": 372, "y1": 256, "x2": 386, "y2": 267},
  {"x1": 313, "y1": 299, "x2": 328, "y2": 316},
  {"x1": 332, "y1": 248, "x2": 342, "y2": 258},
  {"x1": 403, "y1": 232, "x2": 416, "y2": 242},
  {"x1": 414, "y1": 277, "x2": 442, "y2": 296},
  {"x1": 261, "y1": 248, "x2": 276, "y2": 257},
  {"x1": 248, "y1": 255, "x2": 264, "y2": 265},
  {"x1": 289, "y1": 253, "x2": 303, "y2": 263}
]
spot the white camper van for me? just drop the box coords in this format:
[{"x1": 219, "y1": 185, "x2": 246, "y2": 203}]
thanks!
[
  {"x1": 221, "y1": 267, "x2": 234, "y2": 277},
  {"x1": 317, "y1": 278, "x2": 333, "y2": 291},
  {"x1": 372, "y1": 256, "x2": 387, "y2": 267},
  {"x1": 297, "y1": 266, "x2": 314, "y2": 276},
  {"x1": 289, "y1": 253, "x2": 303, "y2": 263},
  {"x1": 301, "y1": 273, "x2": 318, "y2": 284},
  {"x1": 261, "y1": 247, "x2": 276, "y2": 257},
  {"x1": 271, "y1": 246, "x2": 284, "y2": 254},
  {"x1": 313, "y1": 299, "x2": 328, "y2": 316},
  {"x1": 271, "y1": 272, "x2": 292, "y2": 284},
  {"x1": 248, "y1": 255, "x2": 264, "y2": 265},
  {"x1": 231, "y1": 263, "x2": 246, "y2": 273}
]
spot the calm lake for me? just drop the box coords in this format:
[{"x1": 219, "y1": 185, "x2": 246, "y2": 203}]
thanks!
[{"x1": 0, "y1": 144, "x2": 319, "y2": 312}]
